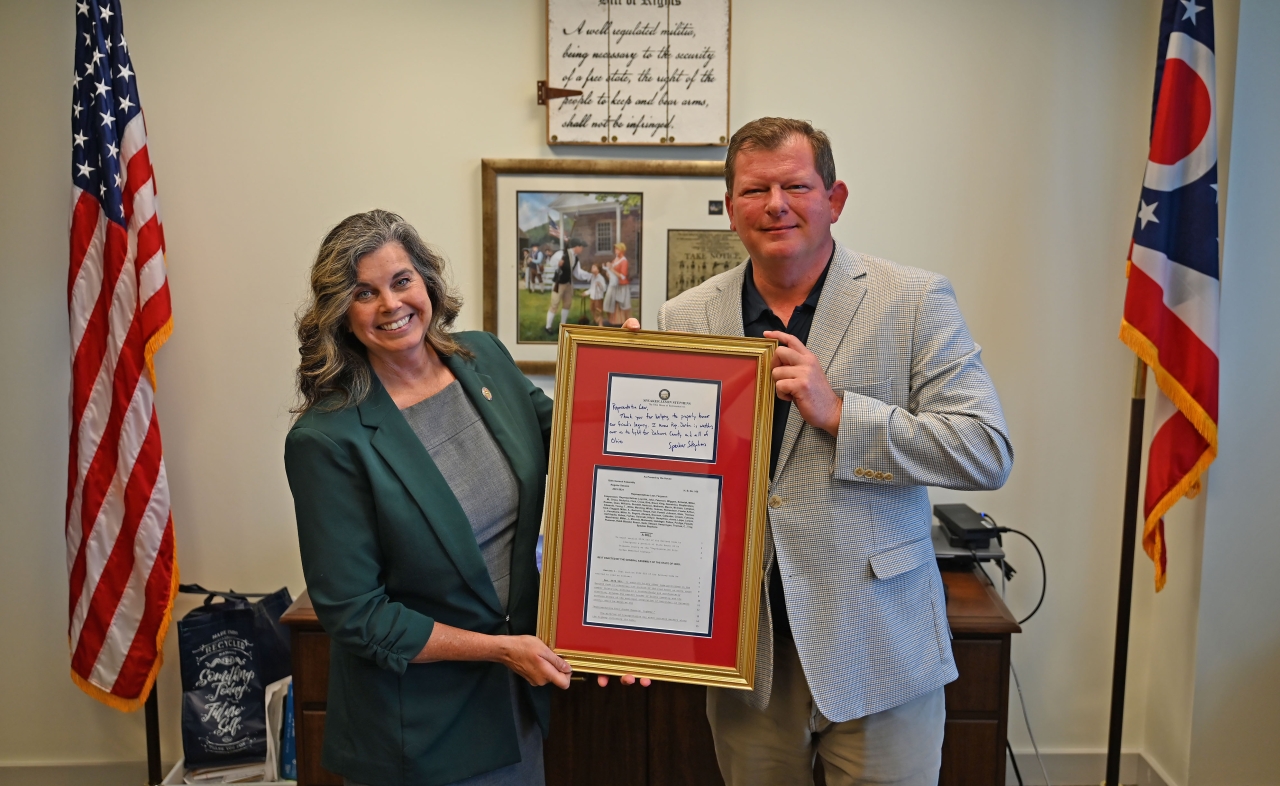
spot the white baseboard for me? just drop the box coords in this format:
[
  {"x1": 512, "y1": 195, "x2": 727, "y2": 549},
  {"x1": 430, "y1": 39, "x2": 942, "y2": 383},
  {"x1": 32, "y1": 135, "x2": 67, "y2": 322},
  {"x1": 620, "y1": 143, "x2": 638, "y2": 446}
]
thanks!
[{"x1": 1006, "y1": 751, "x2": 1172, "y2": 786}]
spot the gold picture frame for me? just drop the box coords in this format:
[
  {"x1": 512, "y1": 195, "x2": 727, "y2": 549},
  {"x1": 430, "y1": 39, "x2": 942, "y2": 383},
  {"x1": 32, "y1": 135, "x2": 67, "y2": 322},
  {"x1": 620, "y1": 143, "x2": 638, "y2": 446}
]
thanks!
[
  {"x1": 536, "y1": 325, "x2": 774, "y2": 688},
  {"x1": 481, "y1": 158, "x2": 727, "y2": 374}
]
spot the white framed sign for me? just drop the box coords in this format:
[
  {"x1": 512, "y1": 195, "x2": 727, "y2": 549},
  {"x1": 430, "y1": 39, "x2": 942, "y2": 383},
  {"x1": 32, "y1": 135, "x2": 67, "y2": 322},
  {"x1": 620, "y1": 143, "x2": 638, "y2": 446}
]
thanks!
[{"x1": 546, "y1": 0, "x2": 731, "y2": 147}]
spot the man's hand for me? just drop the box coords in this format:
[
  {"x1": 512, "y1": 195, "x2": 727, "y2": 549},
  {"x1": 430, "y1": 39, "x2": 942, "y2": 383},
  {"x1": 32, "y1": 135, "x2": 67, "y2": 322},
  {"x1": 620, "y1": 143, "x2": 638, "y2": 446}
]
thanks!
[
  {"x1": 596, "y1": 674, "x2": 652, "y2": 687},
  {"x1": 499, "y1": 635, "x2": 573, "y2": 689},
  {"x1": 765, "y1": 330, "x2": 841, "y2": 437}
]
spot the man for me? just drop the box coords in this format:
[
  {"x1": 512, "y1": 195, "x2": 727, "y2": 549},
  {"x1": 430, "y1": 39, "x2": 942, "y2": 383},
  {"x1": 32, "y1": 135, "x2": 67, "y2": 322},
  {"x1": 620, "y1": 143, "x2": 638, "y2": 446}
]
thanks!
[
  {"x1": 544, "y1": 238, "x2": 586, "y2": 334},
  {"x1": 526, "y1": 243, "x2": 545, "y2": 293},
  {"x1": 658, "y1": 118, "x2": 1013, "y2": 785},
  {"x1": 540, "y1": 243, "x2": 556, "y2": 292}
]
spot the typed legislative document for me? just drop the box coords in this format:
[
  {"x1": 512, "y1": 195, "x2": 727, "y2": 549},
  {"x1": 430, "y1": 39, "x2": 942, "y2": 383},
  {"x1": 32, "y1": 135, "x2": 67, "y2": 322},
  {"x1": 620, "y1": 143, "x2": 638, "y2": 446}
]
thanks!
[
  {"x1": 604, "y1": 373, "x2": 721, "y2": 463},
  {"x1": 584, "y1": 466, "x2": 723, "y2": 636}
]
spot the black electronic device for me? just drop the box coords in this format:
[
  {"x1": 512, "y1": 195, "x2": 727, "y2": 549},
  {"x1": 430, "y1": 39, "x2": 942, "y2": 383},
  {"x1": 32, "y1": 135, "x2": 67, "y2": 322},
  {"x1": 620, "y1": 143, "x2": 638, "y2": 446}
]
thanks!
[{"x1": 934, "y1": 503, "x2": 997, "y2": 549}]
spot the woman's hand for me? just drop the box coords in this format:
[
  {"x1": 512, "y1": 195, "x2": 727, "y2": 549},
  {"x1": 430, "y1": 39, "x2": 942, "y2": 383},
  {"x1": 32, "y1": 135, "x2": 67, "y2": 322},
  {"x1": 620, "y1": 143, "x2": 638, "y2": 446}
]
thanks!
[
  {"x1": 411, "y1": 623, "x2": 573, "y2": 689},
  {"x1": 622, "y1": 318, "x2": 641, "y2": 331},
  {"x1": 500, "y1": 635, "x2": 574, "y2": 689}
]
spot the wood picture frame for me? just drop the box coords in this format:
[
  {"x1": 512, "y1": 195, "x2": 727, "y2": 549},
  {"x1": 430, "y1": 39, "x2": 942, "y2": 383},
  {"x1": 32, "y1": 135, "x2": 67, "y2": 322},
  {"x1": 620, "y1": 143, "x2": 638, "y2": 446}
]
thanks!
[{"x1": 481, "y1": 158, "x2": 727, "y2": 374}]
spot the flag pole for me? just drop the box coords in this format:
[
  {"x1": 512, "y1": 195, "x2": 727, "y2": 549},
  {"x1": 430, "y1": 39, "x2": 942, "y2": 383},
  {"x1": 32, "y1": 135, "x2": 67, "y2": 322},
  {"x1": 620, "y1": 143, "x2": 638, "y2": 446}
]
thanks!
[
  {"x1": 145, "y1": 685, "x2": 162, "y2": 784},
  {"x1": 1105, "y1": 356, "x2": 1147, "y2": 786}
]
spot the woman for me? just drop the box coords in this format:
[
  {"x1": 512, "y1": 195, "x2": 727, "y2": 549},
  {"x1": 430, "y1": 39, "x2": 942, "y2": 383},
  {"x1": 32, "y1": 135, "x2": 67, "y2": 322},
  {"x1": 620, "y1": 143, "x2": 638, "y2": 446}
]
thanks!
[
  {"x1": 586, "y1": 262, "x2": 607, "y2": 326},
  {"x1": 285, "y1": 210, "x2": 571, "y2": 786},
  {"x1": 607, "y1": 242, "x2": 631, "y2": 326},
  {"x1": 600, "y1": 257, "x2": 619, "y2": 327}
]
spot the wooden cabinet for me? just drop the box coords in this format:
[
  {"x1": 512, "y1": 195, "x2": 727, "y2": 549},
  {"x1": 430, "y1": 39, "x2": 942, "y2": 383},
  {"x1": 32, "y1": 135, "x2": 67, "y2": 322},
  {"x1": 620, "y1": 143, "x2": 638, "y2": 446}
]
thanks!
[
  {"x1": 281, "y1": 566, "x2": 1018, "y2": 786},
  {"x1": 543, "y1": 678, "x2": 722, "y2": 786},
  {"x1": 939, "y1": 566, "x2": 1021, "y2": 786},
  {"x1": 277, "y1": 607, "x2": 340, "y2": 786}
]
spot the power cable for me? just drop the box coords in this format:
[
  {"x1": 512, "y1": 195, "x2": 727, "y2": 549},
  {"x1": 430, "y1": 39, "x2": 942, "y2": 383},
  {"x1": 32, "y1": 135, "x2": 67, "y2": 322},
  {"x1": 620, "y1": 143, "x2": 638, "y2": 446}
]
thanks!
[
  {"x1": 1012, "y1": 663, "x2": 1051, "y2": 786},
  {"x1": 1007, "y1": 739, "x2": 1025, "y2": 786},
  {"x1": 975, "y1": 514, "x2": 1051, "y2": 785},
  {"x1": 980, "y1": 514, "x2": 1046, "y2": 625}
]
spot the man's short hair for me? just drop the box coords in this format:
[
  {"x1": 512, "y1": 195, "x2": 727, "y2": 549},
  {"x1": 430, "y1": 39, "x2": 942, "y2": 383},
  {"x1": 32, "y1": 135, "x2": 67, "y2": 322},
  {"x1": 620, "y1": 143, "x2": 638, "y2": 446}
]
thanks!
[{"x1": 724, "y1": 117, "x2": 837, "y2": 192}]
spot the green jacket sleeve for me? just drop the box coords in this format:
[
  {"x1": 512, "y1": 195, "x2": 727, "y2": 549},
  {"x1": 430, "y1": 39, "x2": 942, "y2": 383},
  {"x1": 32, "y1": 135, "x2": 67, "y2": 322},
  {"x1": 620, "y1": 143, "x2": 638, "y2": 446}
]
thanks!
[{"x1": 284, "y1": 425, "x2": 434, "y2": 674}]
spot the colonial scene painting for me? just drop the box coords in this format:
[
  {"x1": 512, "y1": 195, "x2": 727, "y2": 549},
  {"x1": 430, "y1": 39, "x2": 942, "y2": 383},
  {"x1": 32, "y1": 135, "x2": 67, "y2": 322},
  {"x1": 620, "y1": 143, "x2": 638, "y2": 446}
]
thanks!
[{"x1": 516, "y1": 191, "x2": 642, "y2": 343}]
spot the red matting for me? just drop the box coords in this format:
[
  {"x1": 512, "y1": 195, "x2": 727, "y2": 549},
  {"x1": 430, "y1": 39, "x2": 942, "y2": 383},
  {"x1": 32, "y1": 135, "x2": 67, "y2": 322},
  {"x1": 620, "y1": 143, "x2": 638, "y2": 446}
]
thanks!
[{"x1": 554, "y1": 344, "x2": 762, "y2": 667}]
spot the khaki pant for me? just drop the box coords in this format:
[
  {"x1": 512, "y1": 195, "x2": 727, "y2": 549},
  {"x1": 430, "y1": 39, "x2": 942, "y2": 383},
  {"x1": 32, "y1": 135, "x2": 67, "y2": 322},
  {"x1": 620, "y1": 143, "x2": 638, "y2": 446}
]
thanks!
[
  {"x1": 707, "y1": 637, "x2": 945, "y2": 786},
  {"x1": 547, "y1": 284, "x2": 573, "y2": 313}
]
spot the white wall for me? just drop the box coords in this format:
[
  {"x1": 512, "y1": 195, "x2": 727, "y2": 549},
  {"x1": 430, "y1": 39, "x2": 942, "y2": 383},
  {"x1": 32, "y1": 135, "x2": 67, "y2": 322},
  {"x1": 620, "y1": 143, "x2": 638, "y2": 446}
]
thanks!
[
  {"x1": 1186, "y1": 1, "x2": 1280, "y2": 782},
  {"x1": 0, "y1": 0, "x2": 1255, "y2": 776}
]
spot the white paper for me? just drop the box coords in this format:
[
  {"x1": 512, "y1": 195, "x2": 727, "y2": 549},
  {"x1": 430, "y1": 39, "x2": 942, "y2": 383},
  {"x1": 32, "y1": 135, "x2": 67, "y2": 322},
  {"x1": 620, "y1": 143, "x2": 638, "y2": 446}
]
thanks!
[
  {"x1": 604, "y1": 374, "x2": 720, "y2": 462},
  {"x1": 263, "y1": 676, "x2": 291, "y2": 783},
  {"x1": 585, "y1": 467, "x2": 722, "y2": 635}
]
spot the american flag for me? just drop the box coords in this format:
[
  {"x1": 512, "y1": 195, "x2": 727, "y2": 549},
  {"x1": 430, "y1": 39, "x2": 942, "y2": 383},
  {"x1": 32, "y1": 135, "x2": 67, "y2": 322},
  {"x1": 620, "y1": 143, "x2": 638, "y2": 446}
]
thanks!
[
  {"x1": 67, "y1": 0, "x2": 177, "y2": 709},
  {"x1": 1120, "y1": 0, "x2": 1219, "y2": 591}
]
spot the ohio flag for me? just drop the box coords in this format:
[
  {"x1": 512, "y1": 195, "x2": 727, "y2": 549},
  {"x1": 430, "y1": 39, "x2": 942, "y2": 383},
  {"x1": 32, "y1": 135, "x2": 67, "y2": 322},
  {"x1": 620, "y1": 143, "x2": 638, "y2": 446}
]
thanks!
[{"x1": 1120, "y1": 0, "x2": 1219, "y2": 591}]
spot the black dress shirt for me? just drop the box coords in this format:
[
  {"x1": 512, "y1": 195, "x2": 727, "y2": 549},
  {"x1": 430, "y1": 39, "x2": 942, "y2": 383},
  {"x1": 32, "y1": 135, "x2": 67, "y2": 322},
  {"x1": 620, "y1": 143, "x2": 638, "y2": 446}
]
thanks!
[{"x1": 741, "y1": 253, "x2": 832, "y2": 639}]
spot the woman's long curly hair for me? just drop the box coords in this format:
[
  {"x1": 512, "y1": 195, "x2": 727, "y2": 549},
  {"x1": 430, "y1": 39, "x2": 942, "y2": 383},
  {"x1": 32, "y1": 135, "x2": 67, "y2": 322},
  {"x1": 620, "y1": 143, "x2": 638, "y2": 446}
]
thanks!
[{"x1": 294, "y1": 210, "x2": 469, "y2": 415}]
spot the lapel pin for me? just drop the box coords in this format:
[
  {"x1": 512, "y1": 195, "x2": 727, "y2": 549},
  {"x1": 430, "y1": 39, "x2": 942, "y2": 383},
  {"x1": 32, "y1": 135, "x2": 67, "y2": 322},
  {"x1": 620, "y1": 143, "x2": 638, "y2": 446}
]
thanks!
[{"x1": 481, "y1": 387, "x2": 493, "y2": 400}]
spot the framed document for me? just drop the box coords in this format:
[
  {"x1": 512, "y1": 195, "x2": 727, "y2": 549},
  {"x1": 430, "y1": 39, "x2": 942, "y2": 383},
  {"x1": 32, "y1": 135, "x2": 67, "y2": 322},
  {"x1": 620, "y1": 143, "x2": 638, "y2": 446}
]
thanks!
[
  {"x1": 537, "y1": 325, "x2": 774, "y2": 688},
  {"x1": 481, "y1": 158, "x2": 728, "y2": 373},
  {"x1": 666, "y1": 228, "x2": 747, "y2": 300},
  {"x1": 545, "y1": 0, "x2": 731, "y2": 147}
]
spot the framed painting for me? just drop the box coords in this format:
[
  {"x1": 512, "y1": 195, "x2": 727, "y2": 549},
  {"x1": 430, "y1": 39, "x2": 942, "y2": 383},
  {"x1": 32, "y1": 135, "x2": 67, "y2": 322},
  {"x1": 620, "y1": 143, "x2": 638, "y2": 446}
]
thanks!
[{"x1": 482, "y1": 158, "x2": 730, "y2": 373}]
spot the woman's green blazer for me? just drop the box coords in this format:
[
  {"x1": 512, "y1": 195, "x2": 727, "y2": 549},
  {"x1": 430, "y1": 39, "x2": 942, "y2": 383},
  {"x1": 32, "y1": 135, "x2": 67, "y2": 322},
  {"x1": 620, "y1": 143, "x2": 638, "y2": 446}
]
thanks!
[{"x1": 284, "y1": 331, "x2": 554, "y2": 786}]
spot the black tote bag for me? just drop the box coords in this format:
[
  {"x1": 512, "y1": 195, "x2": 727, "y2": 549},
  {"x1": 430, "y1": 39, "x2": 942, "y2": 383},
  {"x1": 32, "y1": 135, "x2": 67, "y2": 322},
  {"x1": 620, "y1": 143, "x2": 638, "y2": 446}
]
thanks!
[{"x1": 177, "y1": 585, "x2": 293, "y2": 768}]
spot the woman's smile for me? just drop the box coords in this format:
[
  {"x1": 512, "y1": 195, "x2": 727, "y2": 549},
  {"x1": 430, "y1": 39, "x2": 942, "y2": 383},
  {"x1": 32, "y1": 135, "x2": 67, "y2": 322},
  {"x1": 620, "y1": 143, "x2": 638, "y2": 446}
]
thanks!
[{"x1": 379, "y1": 314, "x2": 412, "y2": 331}]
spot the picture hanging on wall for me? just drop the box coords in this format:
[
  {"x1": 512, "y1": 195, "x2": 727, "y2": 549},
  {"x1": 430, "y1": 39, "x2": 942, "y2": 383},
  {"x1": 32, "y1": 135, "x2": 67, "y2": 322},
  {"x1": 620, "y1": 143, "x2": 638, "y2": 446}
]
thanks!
[
  {"x1": 482, "y1": 158, "x2": 728, "y2": 373},
  {"x1": 545, "y1": 0, "x2": 731, "y2": 147},
  {"x1": 516, "y1": 191, "x2": 643, "y2": 343},
  {"x1": 666, "y1": 228, "x2": 747, "y2": 300}
]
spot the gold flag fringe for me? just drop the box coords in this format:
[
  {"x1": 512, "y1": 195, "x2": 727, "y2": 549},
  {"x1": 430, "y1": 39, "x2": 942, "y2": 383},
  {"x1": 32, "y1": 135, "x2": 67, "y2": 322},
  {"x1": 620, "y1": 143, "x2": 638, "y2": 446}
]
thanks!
[
  {"x1": 70, "y1": 556, "x2": 180, "y2": 711},
  {"x1": 1119, "y1": 319, "x2": 1219, "y2": 591},
  {"x1": 143, "y1": 313, "x2": 173, "y2": 391}
]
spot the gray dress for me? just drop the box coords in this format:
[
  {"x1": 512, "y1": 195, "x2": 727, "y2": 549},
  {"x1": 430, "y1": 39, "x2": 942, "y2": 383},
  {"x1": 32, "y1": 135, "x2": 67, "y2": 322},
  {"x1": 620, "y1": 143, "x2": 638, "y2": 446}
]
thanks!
[{"x1": 347, "y1": 380, "x2": 544, "y2": 786}]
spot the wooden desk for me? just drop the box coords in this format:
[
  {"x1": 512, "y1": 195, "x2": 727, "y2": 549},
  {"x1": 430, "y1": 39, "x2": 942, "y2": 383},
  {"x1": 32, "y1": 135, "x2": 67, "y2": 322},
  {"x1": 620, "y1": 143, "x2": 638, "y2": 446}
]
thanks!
[
  {"x1": 279, "y1": 599, "x2": 339, "y2": 786},
  {"x1": 281, "y1": 566, "x2": 1018, "y2": 786},
  {"x1": 938, "y1": 566, "x2": 1021, "y2": 786}
]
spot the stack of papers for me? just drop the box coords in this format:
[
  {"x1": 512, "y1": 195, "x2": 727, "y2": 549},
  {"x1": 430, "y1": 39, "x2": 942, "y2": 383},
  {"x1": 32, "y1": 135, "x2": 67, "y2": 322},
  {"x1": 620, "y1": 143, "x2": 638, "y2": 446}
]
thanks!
[{"x1": 183, "y1": 761, "x2": 268, "y2": 784}]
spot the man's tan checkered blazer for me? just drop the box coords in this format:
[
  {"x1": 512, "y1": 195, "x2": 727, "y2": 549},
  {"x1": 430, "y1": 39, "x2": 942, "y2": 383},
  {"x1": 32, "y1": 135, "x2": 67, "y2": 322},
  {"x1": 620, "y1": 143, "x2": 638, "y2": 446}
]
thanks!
[{"x1": 658, "y1": 243, "x2": 1014, "y2": 722}]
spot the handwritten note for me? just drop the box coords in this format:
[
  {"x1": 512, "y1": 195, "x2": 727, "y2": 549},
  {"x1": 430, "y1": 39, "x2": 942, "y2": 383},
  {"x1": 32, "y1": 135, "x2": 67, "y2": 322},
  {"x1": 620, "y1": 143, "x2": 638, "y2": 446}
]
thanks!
[
  {"x1": 547, "y1": 0, "x2": 730, "y2": 146},
  {"x1": 604, "y1": 373, "x2": 721, "y2": 462},
  {"x1": 667, "y1": 229, "x2": 747, "y2": 298}
]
